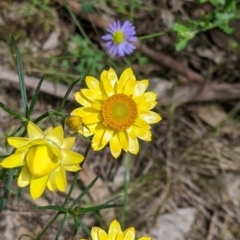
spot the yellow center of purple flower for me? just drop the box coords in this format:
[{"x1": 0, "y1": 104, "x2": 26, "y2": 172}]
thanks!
[
  {"x1": 112, "y1": 30, "x2": 125, "y2": 44},
  {"x1": 102, "y1": 94, "x2": 138, "y2": 131}
]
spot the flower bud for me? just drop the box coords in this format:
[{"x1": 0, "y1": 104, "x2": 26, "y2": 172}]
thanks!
[{"x1": 65, "y1": 115, "x2": 82, "y2": 131}]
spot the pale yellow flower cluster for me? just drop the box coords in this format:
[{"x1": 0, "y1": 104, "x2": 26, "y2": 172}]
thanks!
[
  {"x1": 0, "y1": 122, "x2": 84, "y2": 199},
  {"x1": 70, "y1": 67, "x2": 161, "y2": 158},
  {"x1": 79, "y1": 219, "x2": 151, "y2": 240}
]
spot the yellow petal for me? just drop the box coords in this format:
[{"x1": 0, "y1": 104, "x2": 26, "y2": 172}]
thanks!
[
  {"x1": 116, "y1": 231, "x2": 124, "y2": 240},
  {"x1": 138, "y1": 237, "x2": 151, "y2": 240},
  {"x1": 134, "y1": 118, "x2": 151, "y2": 130},
  {"x1": 132, "y1": 126, "x2": 151, "y2": 141},
  {"x1": 139, "y1": 111, "x2": 162, "y2": 124},
  {"x1": 133, "y1": 80, "x2": 149, "y2": 96},
  {"x1": 44, "y1": 125, "x2": 63, "y2": 147},
  {"x1": 62, "y1": 149, "x2": 84, "y2": 165},
  {"x1": 43, "y1": 126, "x2": 53, "y2": 135},
  {"x1": 48, "y1": 143, "x2": 62, "y2": 158},
  {"x1": 107, "y1": 68, "x2": 119, "y2": 85},
  {"x1": 92, "y1": 102, "x2": 102, "y2": 111},
  {"x1": 128, "y1": 136, "x2": 139, "y2": 155},
  {"x1": 123, "y1": 227, "x2": 135, "y2": 240},
  {"x1": 81, "y1": 89, "x2": 102, "y2": 101},
  {"x1": 101, "y1": 128, "x2": 114, "y2": 148},
  {"x1": 27, "y1": 146, "x2": 60, "y2": 177},
  {"x1": 64, "y1": 164, "x2": 81, "y2": 172},
  {"x1": 102, "y1": 75, "x2": 115, "y2": 97},
  {"x1": 133, "y1": 92, "x2": 157, "y2": 104},
  {"x1": 71, "y1": 107, "x2": 99, "y2": 118},
  {"x1": 62, "y1": 137, "x2": 76, "y2": 149},
  {"x1": 79, "y1": 123, "x2": 98, "y2": 137},
  {"x1": 100, "y1": 69, "x2": 108, "y2": 80},
  {"x1": 110, "y1": 133, "x2": 122, "y2": 158},
  {"x1": 109, "y1": 220, "x2": 122, "y2": 240},
  {"x1": 86, "y1": 76, "x2": 100, "y2": 90},
  {"x1": 7, "y1": 137, "x2": 30, "y2": 149},
  {"x1": 91, "y1": 227, "x2": 102, "y2": 240},
  {"x1": 126, "y1": 126, "x2": 135, "y2": 139},
  {"x1": 18, "y1": 165, "x2": 31, "y2": 187},
  {"x1": 138, "y1": 101, "x2": 157, "y2": 112},
  {"x1": 74, "y1": 91, "x2": 92, "y2": 107},
  {"x1": 122, "y1": 77, "x2": 136, "y2": 96},
  {"x1": 92, "y1": 127, "x2": 106, "y2": 151},
  {"x1": 13, "y1": 139, "x2": 45, "y2": 153},
  {"x1": 49, "y1": 165, "x2": 66, "y2": 192},
  {"x1": 98, "y1": 228, "x2": 109, "y2": 240},
  {"x1": 83, "y1": 112, "x2": 102, "y2": 125},
  {"x1": 1, "y1": 151, "x2": 26, "y2": 168},
  {"x1": 47, "y1": 176, "x2": 56, "y2": 192},
  {"x1": 30, "y1": 174, "x2": 49, "y2": 199},
  {"x1": 118, "y1": 131, "x2": 129, "y2": 151},
  {"x1": 27, "y1": 122, "x2": 44, "y2": 139},
  {"x1": 117, "y1": 68, "x2": 135, "y2": 94}
]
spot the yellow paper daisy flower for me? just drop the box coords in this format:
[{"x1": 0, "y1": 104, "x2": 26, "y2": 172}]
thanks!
[
  {"x1": 79, "y1": 219, "x2": 151, "y2": 240},
  {"x1": 0, "y1": 122, "x2": 84, "y2": 199},
  {"x1": 71, "y1": 67, "x2": 162, "y2": 158}
]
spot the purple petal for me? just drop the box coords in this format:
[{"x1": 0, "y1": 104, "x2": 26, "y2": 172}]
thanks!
[{"x1": 101, "y1": 34, "x2": 112, "y2": 40}]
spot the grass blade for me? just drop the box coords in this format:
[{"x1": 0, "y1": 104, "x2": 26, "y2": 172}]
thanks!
[
  {"x1": 59, "y1": 77, "x2": 82, "y2": 112},
  {"x1": 55, "y1": 213, "x2": 67, "y2": 240},
  {"x1": 0, "y1": 169, "x2": 14, "y2": 211},
  {"x1": 11, "y1": 36, "x2": 28, "y2": 117},
  {"x1": 70, "y1": 175, "x2": 99, "y2": 209},
  {"x1": 27, "y1": 76, "x2": 44, "y2": 119},
  {"x1": 75, "y1": 217, "x2": 90, "y2": 236}
]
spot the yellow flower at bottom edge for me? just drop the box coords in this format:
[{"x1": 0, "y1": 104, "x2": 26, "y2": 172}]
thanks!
[
  {"x1": 71, "y1": 67, "x2": 162, "y2": 158},
  {"x1": 0, "y1": 121, "x2": 84, "y2": 199},
  {"x1": 79, "y1": 219, "x2": 151, "y2": 240}
]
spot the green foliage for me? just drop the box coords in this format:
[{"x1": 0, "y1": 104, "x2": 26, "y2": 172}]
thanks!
[
  {"x1": 172, "y1": 0, "x2": 240, "y2": 51},
  {"x1": 67, "y1": 34, "x2": 105, "y2": 77}
]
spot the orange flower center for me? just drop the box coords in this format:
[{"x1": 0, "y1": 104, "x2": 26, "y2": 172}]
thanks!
[{"x1": 102, "y1": 94, "x2": 138, "y2": 131}]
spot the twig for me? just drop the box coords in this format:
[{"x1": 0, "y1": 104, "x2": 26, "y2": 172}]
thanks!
[{"x1": 1, "y1": 70, "x2": 240, "y2": 106}]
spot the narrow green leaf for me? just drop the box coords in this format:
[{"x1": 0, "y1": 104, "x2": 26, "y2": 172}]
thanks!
[
  {"x1": 27, "y1": 76, "x2": 44, "y2": 119},
  {"x1": 0, "y1": 102, "x2": 26, "y2": 120},
  {"x1": 72, "y1": 216, "x2": 80, "y2": 237},
  {"x1": 70, "y1": 175, "x2": 99, "y2": 209},
  {"x1": 73, "y1": 204, "x2": 123, "y2": 215},
  {"x1": 11, "y1": 36, "x2": 28, "y2": 116},
  {"x1": 0, "y1": 169, "x2": 14, "y2": 211},
  {"x1": 32, "y1": 205, "x2": 68, "y2": 213},
  {"x1": 104, "y1": 195, "x2": 122, "y2": 204},
  {"x1": 74, "y1": 217, "x2": 90, "y2": 236},
  {"x1": 17, "y1": 187, "x2": 23, "y2": 201},
  {"x1": 59, "y1": 77, "x2": 82, "y2": 112},
  {"x1": 55, "y1": 213, "x2": 67, "y2": 240}
]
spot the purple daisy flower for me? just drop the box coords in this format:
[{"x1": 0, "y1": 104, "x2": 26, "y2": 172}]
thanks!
[{"x1": 101, "y1": 20, "x2": 137, "y2": 57}]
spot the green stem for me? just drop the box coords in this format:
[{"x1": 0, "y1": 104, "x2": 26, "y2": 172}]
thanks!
[
  {"x1": 138, "y1": 30, "x2": 168, "y2": 40},
  {"x1": 35, "y1": 212, "x2": 60, "y2": 239},
  {"x1": 33, "y1": 110, "x2": 68, "y2": 124},
  {"x1": 62, "y1": 142, "x2": 91, "y2": 207},
  {"x1": 121, "y1": 153, "x2": 130, "y2": 229}
]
